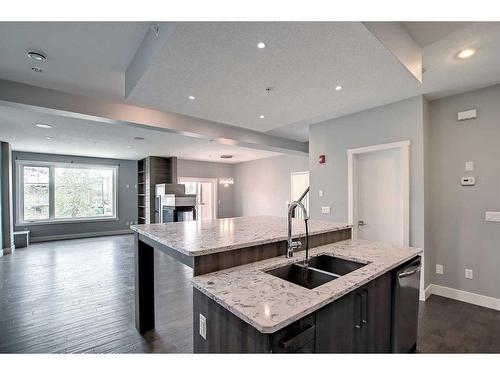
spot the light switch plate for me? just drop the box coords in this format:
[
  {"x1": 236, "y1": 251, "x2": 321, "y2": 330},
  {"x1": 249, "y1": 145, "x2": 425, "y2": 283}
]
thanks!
[
  {"x1": 321, "y1": 206, "x2": 331, "y2": 214},
  {"x1": 465, "y1": 269, "x2": 473, "y2": 280},
  {"x1": 457, "y1": 109, "x2": 477, "y2": 121},
  {"x1": 465, "y1": 161, "x2": 474, "y2": 171},
  {"x1": 199, "y1": 314, "x2": 206, "y2": 339},
  {"x1": 319, "y1": 190, "x2": 324, "y2": 197},
  {"x1": 485, "y1": 212, "x2": 500, "y2": 222},
  {"x1": 436, "y1": 264, "x2": 444, "y2": 275},
  {"x1": 461, "y1": 177, "x2": 475, "y2": 186}
]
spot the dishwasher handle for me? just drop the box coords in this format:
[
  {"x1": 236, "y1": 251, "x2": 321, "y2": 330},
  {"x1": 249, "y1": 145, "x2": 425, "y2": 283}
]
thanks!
[{"x1": 399, "y1": 266, "x2": 420, "y2": 278}]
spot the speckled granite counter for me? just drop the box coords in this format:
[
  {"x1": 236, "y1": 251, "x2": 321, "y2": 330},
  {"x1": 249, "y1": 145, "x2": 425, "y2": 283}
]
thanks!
[
  {"x1": 130, "y1": 216, "x2": 351, "y2": 257},
  {"x1": 192, "y1": 239, "x2": 422, "y2": 333}
]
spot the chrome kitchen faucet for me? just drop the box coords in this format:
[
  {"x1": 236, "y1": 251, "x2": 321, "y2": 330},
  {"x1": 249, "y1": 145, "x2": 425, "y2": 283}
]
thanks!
[{"x1": 287, "y1": 201, "x2": 310, "y2": 264}]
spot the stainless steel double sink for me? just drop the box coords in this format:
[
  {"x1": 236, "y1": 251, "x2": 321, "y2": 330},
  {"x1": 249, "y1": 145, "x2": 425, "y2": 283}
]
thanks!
[{"x1": 265, "y1": 254, "x2": 368, "y2": 289}]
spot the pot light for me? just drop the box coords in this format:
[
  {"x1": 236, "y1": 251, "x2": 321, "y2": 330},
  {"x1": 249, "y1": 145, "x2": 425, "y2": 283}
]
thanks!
[
  {"x1": 36, "y1": 123, "x2": 52, "y2": 129},
  {"x1": 335, "y1": 85, "x2": 343, "y2": 91},
  {"x1": 45, "y1": 136, "x2": 52, "y2": 140},
  {"x1": 259, "y1": 115, "x2": 265, "y2": 119},
  {"x1": 133, "y1": 136, "x2": 145, "y2": 141},
  {"x1": 27, "y1": 51, "x2": 46, "y2": 61},
  {"x1": 127, "y1": 145, "x2": 132, "y2": 149},
  {"x1": 220, "y1": 154, "x2": 233, "y2": 159},
  {"x1": 257, "y1": 42, "x2": 266, "y2": 49},
  {"x1": 188, "y1": 95, "x2": 196, "y2": 100},
  {"x1": 457, "y1": 48, "x2": 476, "y2": 59},
  {"x1": 32, "y1": 66, "x2": 42, "y2": 73}
]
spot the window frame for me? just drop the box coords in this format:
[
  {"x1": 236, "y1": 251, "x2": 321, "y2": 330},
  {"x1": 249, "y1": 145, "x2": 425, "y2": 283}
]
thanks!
[{"x1": 16, "y1": 160, "x2": 119, "y2": 225}]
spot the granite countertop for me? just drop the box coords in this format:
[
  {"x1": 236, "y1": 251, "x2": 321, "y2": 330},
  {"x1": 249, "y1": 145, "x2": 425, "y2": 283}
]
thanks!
[
  {"x1": 192, "y1": 239, "x2": 422, "y2": 333},
  {"x1": 130, "y1": 216, "x2": 351, "y2": 257}
]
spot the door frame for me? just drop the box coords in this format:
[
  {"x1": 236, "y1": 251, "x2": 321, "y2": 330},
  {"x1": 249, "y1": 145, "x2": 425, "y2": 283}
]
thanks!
[
  {"x1": 178, "y1": 176, "x2": 218, "y2": 220},
  {"x1": 347, "y1": 140, "x2": 410, "y2": 247}
]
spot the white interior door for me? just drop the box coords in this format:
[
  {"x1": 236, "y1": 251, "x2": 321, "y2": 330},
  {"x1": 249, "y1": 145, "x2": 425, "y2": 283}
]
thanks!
[
  {"x1": 350, "y1": 143, "x2": 409, "y2": 247},
  {"x1": 291, "y1": 171, "x2": 310, "y2": 218},
  {"x1": 199, "y1": 182, "x2": 214, "y2": 221}
]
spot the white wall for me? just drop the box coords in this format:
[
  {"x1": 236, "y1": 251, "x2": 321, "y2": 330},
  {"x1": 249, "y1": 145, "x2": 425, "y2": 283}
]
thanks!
[{"x1": 233, "y1": 155, "x2": 309, "y2": 217}]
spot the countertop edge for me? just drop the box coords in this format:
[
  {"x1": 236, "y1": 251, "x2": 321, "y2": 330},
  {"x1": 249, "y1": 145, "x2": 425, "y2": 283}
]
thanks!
[{"x1": 130, "y1": 223, "x2": 352, "y2": 257}]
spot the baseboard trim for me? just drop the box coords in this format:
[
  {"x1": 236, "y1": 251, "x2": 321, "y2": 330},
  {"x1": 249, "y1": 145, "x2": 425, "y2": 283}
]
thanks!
[
  {"x1": 422, "y1": 284, "x2": 433, "y2": 301},
  {"x1": 30, "y1": 229, "x2": 133, "y2": 243},
  {"x1": 426, "y1": 284, "x2": 500, "y2": 311}
]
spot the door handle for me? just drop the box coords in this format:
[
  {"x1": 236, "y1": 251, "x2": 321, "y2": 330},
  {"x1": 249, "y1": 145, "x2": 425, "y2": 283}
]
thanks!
[
  {"x1": 361, "y1": 289, "x2": 368, "y2": 325},
  {"x1": 354, "y1": 293, "x2": 362, "y2": 329},
  {"x1": 358, "y1": 220, "x2": 367, "y2": 226}
]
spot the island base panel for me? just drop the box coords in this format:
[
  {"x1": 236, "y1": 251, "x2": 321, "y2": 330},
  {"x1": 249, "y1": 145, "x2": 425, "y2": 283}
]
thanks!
[
  {"x1": 193, "y1": 228, "x2": 352, "y2": 276},
  {"x1": 135, "y1": 236, "x2": 155, "y2": 334}
]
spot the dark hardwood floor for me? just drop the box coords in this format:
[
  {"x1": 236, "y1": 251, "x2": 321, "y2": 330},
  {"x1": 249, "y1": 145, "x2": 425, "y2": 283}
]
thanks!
[
  {"x1": 0, "y1": 234, "x2": 499, "y2": 353},
  {"x1": 0, "y1": 234, "x2": 192, "y2": 353}
]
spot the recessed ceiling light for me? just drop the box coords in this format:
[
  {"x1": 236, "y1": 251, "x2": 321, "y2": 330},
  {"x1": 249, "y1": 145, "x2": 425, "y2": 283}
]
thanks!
[
  {"x1": 188, "y1": 95, "x2": 196, "y2": 100},
  {"x1": 335, "y1": 85, "x2": 343, "y2": 91},
  {"x1": 259, "y1": 115, "x2": 265, "y2": 119},
  {"x1": 133, "y1": 136, "x2": 145, "y2": 141},
  {"x1": 457, "y1": 48, "x2": 476, "y2": 59},
  {"x1": 45, "y1": 136, "x2": 52, "y2": 140},
  {"x1": 32, "y1": 66, "x2": 42, "y2": 73},
  {"x1": 220, "y1": 154, "x2": 233, "y2": 159},
  {"x1": 257, "y1": 42, "x2": 266, "y2": 49},
  {"x1": 27, "y1": 51, "x2": 46, "y2": 61},
  {"x1": 127, "y1": 145, "x2": 132, "y2": 149},
  {"x1": 36, "y1": 123, "x2": 52, "y2": 129}
]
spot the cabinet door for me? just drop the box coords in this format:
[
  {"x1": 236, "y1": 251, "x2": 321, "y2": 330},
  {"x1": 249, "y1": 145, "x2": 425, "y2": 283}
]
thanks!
[
  {"x1": 363, "y1": 273, "x2": 392, "y2": 353},
  {"x1": 315, "y1": 292, "x2": 357, "y2": 353}
]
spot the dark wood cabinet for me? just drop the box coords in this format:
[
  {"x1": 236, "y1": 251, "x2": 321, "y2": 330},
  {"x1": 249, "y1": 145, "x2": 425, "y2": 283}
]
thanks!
[
  {"x1": 315, "y1": 272, "x2": 392, "y2": 353},
  {"x1": 137, "y1": 156, "x2": 177, "y2": 224}
]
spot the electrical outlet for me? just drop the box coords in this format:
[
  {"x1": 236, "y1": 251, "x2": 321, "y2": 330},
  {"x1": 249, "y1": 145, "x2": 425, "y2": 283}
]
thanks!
[
  {"x1": 321, "y1": 206, "x2": 331, "y2": 214},
  {"x1": 199, "y1": 314, "x2": 206, "y2": 339},
  {"x1": 465, "y1": 269, "x2": 473, "y2": 279},
  {"x1": 436, "y1": 264, "x2": 444, "y2": 275}
]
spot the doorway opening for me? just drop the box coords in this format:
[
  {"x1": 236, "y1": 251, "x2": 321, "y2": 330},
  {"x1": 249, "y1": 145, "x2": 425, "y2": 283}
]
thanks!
[
  {"x1": 348, "y1": 141, "x2": 410, "y2": 247},
  {"x1": 178, "y1": 177, "x2": 218, "y2": 221}
]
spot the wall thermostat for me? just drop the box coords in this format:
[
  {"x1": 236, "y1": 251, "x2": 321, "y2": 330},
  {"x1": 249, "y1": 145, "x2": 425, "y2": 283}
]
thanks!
[{"x1": 461, "y1": 177, "x2": 475, "y2": 186}]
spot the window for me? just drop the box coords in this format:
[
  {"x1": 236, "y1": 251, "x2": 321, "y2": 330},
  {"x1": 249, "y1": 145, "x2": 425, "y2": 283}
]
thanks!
[{"x1": 17, "y1": 161, "x2": 118, "y2": 224}]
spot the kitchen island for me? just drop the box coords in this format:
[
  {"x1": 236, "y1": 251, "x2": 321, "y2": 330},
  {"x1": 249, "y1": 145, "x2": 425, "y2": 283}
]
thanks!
[
  {"x1": 192, "y1": 239, "x2": 422, "y2": 353},
  {"x1": 130, "y1": 216, "x2": 352, "y2": 334}
]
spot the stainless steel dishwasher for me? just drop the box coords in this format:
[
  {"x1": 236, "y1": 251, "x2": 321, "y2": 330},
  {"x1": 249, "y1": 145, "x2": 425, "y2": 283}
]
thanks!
[{"x1": 391, "y1": 256, "x2": 421, "y2": 353}]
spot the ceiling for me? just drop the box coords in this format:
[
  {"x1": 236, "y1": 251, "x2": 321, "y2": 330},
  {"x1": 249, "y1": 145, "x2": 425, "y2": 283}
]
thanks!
[
  {"x1": 0, "y1": 22, "x2": 149, "y2": 99},
  {"x1": 401, "y1": 22, "x2": 475, "y2": 48},
  {"x1": 0, "y1": 105, "x2": 280, "y2": 163},
  {"x1": 1, "y1": 21, "x2": 500, "y2": 154},
  {"x1": 128, "y1": 22, "x2": 422, "y2": 138}
]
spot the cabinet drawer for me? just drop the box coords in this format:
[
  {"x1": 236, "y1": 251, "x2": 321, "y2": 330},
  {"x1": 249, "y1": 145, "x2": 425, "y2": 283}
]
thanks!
[{"x1": 271, "y1": 315, "x2": 316, "y2": 353}]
